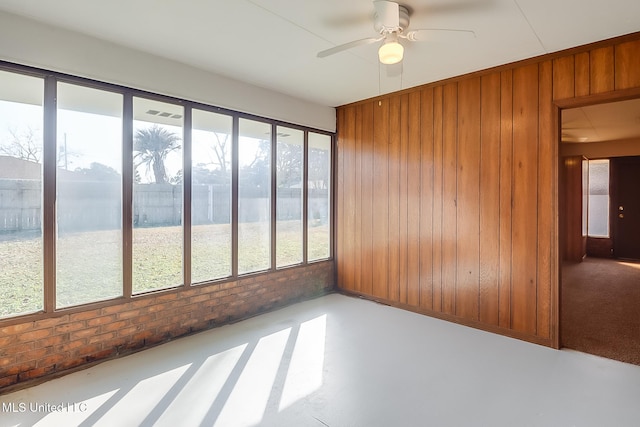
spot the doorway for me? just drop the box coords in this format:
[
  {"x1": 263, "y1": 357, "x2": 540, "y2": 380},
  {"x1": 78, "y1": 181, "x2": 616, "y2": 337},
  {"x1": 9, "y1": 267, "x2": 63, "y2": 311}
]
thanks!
[{"x1": 559, "y1": 97, "x2": 640, "y2": 365}]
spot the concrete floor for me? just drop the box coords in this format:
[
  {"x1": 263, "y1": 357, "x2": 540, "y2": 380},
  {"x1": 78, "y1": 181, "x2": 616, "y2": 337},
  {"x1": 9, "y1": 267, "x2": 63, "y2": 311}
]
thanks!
[{"x1": 1, "y1": 293, "x2": 639, "y2": 427}]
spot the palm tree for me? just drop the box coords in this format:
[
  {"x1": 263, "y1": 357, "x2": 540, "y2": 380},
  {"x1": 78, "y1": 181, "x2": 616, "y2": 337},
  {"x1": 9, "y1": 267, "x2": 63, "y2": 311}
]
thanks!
[{"x1": 133, "y1": 125, "x2": 181, "y2": 184}]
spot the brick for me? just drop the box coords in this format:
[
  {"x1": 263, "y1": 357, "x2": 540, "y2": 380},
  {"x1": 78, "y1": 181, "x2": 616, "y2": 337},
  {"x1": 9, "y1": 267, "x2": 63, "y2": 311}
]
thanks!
[
  {"x1": 130, "y1": 298, "x2": 153, "y2": 309},
  {"x1": 36, "y1": 352, "x2": 69, "y2": 369},
  {"x1": 0, "y1": 335, "x2": 18, "y2": 347},
  {"x1": 88, "y1": 332, "x2": 116, "y2": 345},
  {"x1": 0, "y1": 355, "x2": 17, "y2": 367},
  {"x1": 35, "y1": 334, "x2": 67, "y2": 348},
  {"x1": 33, "y1": 315, "x2": 69, "y2": 329},
  {"x1": 55, "y1": 322, "x2": 86, "y2": 334},
  {"x1": 3, "y1": 359, "x2": 35, "y2": 375},
  {"x1": 20, "y1": 347, "x2": 51, "y2": 362},
  {"x1": 100, "y1": 320, "x2": 129, "y2": 333},
  {"x1": 86, "y1": 314, "x2": 117, "y2": 327},
  {"x1": 147, "y1": 303, "x2": 168, "y2": 313},
  {"x1": 18, "y1": 328, "x2": 52, "y2": 342},
  {"x1": 74, "y1": 344, "x2": 102, "y2": 358},
  {"x1": 18, "y1": 365, "x2": 55, "y2": 381},
  {"x1": 0, "y1": 374, "x2": 18, "y2": 388},
  {"x1": 130, "y1": 313, "x2": 155, "y2": 325},
  {"x1": 85, "y1": 348, "x2": 115, "y2": 363},
  {"x1": 1, "y1": 323, "x2": 34, "y2": 335},
  {"x1": 156, "y1": 293, "x2": 178, "y2": 302},
  {"x1": 69, "y1": 327, "x2": 100, "y2": 340},
  {"x1": 102, "y1": 337, "x2": 129, "y2": 351},
  {"x1": 117, "y1": 308, "x2": 148, "y2": 320},
  {"x1": 131, "y1": 330, "x2": 154, "y2": 342},
  {"x1": 3, "y1": 342, "x2": 34, "y2": 355},
  {"x1": 102, "y1": 304, "x2": 131, "y2": 316},
  {"x1": 116, "y1": 325, "x2": 140, "y2": 337},
  {"x1": 57, "y1": 339, "x2": 85, "y2": 353},
  {"x1": 56, "y1": 357, "x2": 85, "y2": 372},
  {"x1": 189, "y1": 294, "x2": 211, "y2": 304},
  {"x1": 69, "y1": 309, "x2": 102, "y2": 322}
]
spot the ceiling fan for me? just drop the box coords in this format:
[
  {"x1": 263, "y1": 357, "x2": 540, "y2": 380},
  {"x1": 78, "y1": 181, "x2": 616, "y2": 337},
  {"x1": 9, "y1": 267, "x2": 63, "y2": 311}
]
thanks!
[{"x1": 317, "y1": 0, "x2": 475, "y2": 65}]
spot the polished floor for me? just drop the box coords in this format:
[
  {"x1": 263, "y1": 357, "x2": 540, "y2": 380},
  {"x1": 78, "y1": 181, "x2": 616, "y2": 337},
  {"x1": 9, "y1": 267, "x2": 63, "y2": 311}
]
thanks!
[{"x1": 2, "y1": 293, "x2": 640, "y2": 427}]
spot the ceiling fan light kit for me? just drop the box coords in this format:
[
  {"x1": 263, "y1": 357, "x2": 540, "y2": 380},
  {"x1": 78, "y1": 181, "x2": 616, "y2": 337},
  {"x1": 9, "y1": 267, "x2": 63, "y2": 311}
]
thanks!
[{"x1": 378, "y1": 33, "x2": 404, "y2": 64}]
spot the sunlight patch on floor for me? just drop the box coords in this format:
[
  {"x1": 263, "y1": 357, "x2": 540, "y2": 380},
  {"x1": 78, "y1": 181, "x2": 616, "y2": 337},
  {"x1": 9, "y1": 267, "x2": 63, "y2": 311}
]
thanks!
[
  {"x1": 152, "y1": 344, "x2": 248, "y2": 427},
  {"x1": 215, "y1": 328, "x2": 291, "y2": 427},
  {"x1": 32, "y1": 390, "x2": 119, "y2": 427},
  {"x1": 97, "y1": 364, "x2": 191, "y2": 426},
  {"x1": 279, "y1": 314, "x2": 327, "y2": 412}
]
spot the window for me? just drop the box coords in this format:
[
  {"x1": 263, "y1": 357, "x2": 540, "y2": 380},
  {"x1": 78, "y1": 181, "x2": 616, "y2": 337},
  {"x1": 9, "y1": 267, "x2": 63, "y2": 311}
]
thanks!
[
  {"x1": 276, "y1": 127, "x2": 304, "y2": 268},
  {"x1": 191, "y1": 109, "x2": 232, "y2": 282},
  {"x1": 0, "y1": 70, "x2": 44, "y2": 317},
  {"x1": 308, "y1": 132, "x2": 331, "y2": 261},
  {"x1": 588, "y1": 159, "x2": 610, "y2": 238},
  {"x1": 132, "y1": 98, "x2": 184, "y2": 293},
  {"x1": 0, "y1": 64, "x2": 333, "y2": 321},
  {"x1": 238, "y1": 119, "x2": 271, "y2": 274},
  {"x1": 56, "y1": 83, "x2": 123, "y2": 307}
]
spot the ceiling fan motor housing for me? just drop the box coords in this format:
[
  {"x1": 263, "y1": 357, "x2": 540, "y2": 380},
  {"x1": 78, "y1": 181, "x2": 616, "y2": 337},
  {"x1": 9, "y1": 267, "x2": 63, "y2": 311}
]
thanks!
[{"x1": 374, "y1": 4, "x2": 410, "y2": 34}]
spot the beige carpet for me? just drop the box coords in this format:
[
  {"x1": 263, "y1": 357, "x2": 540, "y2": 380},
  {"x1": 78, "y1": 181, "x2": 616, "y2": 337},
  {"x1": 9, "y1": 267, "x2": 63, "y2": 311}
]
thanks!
[{"x1": 561, "y1": 257, "x2": 640, "y2": 365}]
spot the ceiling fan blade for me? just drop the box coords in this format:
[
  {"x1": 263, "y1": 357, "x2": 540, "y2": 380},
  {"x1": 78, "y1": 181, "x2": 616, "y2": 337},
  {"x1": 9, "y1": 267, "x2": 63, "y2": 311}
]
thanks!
[
  {"x1": 374, "y1": 0, "x2": 400, "y2": 31},
  {"x1": 317, "y1": 36, "x2": 384, "y2": 58},
  {"x1": 403, "y1": 29, "x2": 476, "y2": 42}
]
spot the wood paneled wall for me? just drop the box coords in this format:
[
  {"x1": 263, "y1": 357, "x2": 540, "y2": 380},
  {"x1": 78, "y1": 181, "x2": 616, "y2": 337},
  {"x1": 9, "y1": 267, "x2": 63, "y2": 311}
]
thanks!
[{"x1": 336, "y1": 34, "x2": 640, "y2": 347}]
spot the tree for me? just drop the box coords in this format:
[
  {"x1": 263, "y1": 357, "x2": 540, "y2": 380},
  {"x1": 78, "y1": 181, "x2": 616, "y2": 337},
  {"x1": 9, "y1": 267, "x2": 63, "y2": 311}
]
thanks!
[
  {"x1": 74, "y1": 162, "x2": 121, "y2": 181},
  {"x1": 133, "y1": 125, "x2": 180, "y2": 184},
  {"x1": 0, "y1": 126, "x2": 42, "y2": 162},
  {"x1": 276, "y1": 142, "x2": 302, "y2": 188}
]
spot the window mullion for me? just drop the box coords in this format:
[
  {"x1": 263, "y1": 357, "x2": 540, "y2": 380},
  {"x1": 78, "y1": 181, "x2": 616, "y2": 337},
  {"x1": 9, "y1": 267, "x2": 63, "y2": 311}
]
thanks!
[
  {"x1": 122, "y1": 93, "x2": 133, "y2": 299},
  {"x1": 231, "y1": 116, "x2": 239, "y2": 277},
  {"x1": 42, "y1": 75, "x2": 57, "y2": 313},
  {"x1": 303, "y1": 131, "x2": 309, "y2": 264},
  {"x1": 183, "y1": 106, "x2": 192, "y2": 287},
  {"x1": 271, "y1": 123, "x2": 277, "y2": 271}
]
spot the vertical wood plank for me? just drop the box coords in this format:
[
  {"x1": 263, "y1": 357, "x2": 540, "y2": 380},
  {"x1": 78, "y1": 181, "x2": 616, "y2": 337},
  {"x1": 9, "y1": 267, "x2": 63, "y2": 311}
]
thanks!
[
  {"x1": 360, "y1": 102, "x2": 374, "y2": 295},
  {"x1": 399, "y1": 94, "x2": 410, "y2": 304},
  {"x1": 432, "y1": 86, "x2": 444, "y2": 313},
  {"x1": 388, "y1": 95, "x2": 401, "y2": 302},
  {"x1": 499, "y1": 70, "x2": 513, "y2": 329},
  {"x1": 341, "y1": 106, "x2": 357, "y2": 290},
  {"x1": 420, "y1": 88, "x2": 435, "y2": 310},
  {"x1": 574, "y1": 52, "x2": 590, "y2": 97},
  {"x1": 511, "y1": 64, "x2": 539, "y2": 335},
  {"x1": 456, "y1": 77, "x2": 481, "y2": 320},
  {"x1": 336, "y1": 108, "x2": 345, "y2": 288},
  {"x1": 442, "y1": 82, "x2": 458, "y2": 316},
  {"x1": 590, "y1": 46, "x2": 615, "y2": 94},
  {"x1": 372, "y1": 99, "x2": 390, "y2": 300},
  {"x1": 537, "y1": 60, "x2": 553, "y2": 339},
  {"x1": 407, "y1": 91, "x2": 422, "y2": 307},
  {"x1": 552, "y1": 55, "x2": 574, "y2": 100},
  {"x1": 353, "y1": 105, "x2": 363, "y2": 292},
  {"x1": 615, "y1": 39, "x2": 640, "y2": 90},
  {"x1": 479, "y1": 72, "x2": 501, "y2": 326}
]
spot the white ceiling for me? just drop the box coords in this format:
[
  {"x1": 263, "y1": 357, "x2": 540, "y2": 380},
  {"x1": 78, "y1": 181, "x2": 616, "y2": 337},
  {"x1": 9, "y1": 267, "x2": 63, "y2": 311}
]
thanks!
[
  {"x1": 0, "y1": 0, "x2": 639, "y2": 108},
  {"x1": 562, "y1": 99, "x2": 640, "y2": 144}
]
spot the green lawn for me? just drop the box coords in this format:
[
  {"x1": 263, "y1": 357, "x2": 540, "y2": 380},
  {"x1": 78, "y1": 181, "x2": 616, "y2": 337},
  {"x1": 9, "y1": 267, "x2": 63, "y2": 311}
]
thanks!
[{"x1": 0, "y1": 222, "x2": 330, "y2": 318}]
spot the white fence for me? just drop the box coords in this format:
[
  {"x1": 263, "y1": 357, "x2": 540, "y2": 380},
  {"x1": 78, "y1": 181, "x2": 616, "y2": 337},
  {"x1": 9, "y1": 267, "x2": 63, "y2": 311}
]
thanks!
[{"x1": 0, "y1": 179, "x2": 329, "y2": 235}]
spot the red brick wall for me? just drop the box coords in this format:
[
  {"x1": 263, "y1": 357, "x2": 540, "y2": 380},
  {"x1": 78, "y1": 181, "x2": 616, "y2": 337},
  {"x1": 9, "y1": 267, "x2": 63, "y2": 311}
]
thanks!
[{"x1": 0, "y1": 261, "x2": 334, "y2": 391}]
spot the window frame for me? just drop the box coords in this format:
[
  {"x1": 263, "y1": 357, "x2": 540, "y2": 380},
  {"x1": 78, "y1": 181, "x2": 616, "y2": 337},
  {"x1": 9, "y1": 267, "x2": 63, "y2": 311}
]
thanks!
[{"x1": 0, "y1": 61, "x2": 334, "y2": 323}]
